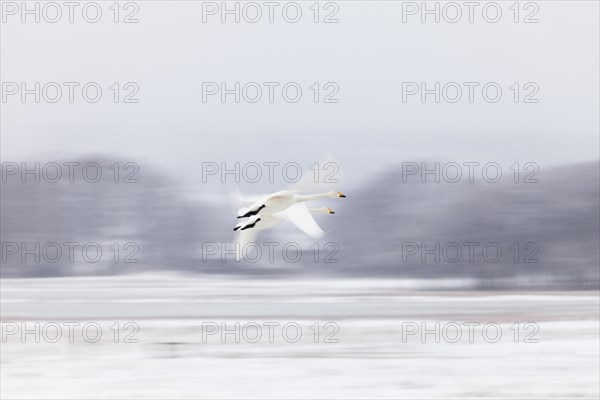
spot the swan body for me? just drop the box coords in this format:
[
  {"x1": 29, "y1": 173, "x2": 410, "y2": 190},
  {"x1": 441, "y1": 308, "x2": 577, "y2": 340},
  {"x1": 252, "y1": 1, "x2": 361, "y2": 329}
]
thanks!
[
  {"x1": 233, "y1": 205, "x2": 335, "y2": 261},
  {"x1": 237, "y1": 190, "x2": 345, "y2": 219},
  {"x1": 235, "y1": 207, "x2": 334, "y2": 232}
]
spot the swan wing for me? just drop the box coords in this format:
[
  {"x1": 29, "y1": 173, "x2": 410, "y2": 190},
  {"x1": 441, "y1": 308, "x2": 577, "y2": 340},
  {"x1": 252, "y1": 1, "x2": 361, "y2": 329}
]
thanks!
[
  {"x1": 234, "y1": 184, "x2": 265, "y2": 205},
  {"x1": 235, "y1": 228, "x2": 259, "y2": 261},
  {"x1": 236, "y1": 190, "x2": 293, "y2": 218},
  {"x1": 276, "y1": 202, "x2": 325, "y2": 238},
  {"x1": 237, "y1": 199, "x2": 267, "y2": 218}
]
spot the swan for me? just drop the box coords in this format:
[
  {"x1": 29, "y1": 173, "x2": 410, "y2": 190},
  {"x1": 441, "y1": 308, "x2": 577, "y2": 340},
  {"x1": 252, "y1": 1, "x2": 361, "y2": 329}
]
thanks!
[
  {"x1": 237, "y1": 190, "x2": 346, "y2": 219},
  {"x1": 233, "y1": 205, "x2": 335, "y2": 261},
  {"x1": 235, "y1": 206, "x2": 334, "y2": 232}
]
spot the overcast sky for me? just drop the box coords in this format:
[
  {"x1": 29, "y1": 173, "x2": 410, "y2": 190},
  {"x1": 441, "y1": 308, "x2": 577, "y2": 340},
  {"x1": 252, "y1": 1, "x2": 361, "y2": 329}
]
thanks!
[{"x1": 1, "y1": 1, "x2": 599, "y2": 193}]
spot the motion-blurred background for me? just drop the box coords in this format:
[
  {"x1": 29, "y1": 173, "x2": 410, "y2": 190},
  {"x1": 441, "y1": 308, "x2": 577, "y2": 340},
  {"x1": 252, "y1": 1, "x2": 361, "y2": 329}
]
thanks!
[
  {"x1": 2, "y1": 157, "x2": 599, "y2": 290},
  {"x1": 1, "y1": 1, "x2": 599, "y2": 398}
]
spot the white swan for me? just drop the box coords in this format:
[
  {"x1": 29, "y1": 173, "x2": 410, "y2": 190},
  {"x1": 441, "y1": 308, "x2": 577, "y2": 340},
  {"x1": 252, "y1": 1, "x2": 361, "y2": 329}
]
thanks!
[
  {"x1": 237, "y1": 190, "x2": 346, "y2": 219},
  {"x1": 233, "y1": 205, "x2": 335, "y2": 261},
  {"x1": 235, "y1": 206, "x2": 334, "y2": 233}
]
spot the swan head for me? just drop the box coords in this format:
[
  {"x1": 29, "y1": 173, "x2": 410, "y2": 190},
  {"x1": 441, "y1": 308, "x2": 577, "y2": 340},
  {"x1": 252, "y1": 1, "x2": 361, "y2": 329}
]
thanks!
[{"x1": 337, "y1": 191, "x2": 346, "y2": 198}]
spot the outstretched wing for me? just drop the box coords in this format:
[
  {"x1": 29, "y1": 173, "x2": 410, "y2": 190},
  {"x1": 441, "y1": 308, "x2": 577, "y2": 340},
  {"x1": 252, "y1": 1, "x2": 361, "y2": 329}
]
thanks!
[
  {"x1": 237, "y1": 201, "x2": 266, "y2": 219},
  {"x1": 234, "y1": 228, "x2": 260, "y2": 261},
  {"x1": 236, "y1": 190, "x2": 292, "y2": 218},
  {"x1": 233, "y1": 184, "x2": 265, "y2": 205},
  {"x1": 275, "y1": 202, "x2": 325, "y2": 238}
]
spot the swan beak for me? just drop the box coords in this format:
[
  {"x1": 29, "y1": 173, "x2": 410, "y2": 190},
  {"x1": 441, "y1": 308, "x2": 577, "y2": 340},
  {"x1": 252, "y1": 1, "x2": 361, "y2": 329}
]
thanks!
[
  {"x1": 328, "y1": 208, "x2": 335, "y2": 214},
  {"x1": 337, "y1": 192, "x2": 346, "y2": 198}
]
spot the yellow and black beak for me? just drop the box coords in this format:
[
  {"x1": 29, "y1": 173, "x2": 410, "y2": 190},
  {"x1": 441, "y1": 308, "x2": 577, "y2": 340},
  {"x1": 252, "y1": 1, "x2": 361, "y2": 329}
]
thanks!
[
  {"x1": 328, "y1": 208, "x2": 335, "y2": 214},
  {"x1": 338, "y1": 192, "x2": 346, "y2": 198}
]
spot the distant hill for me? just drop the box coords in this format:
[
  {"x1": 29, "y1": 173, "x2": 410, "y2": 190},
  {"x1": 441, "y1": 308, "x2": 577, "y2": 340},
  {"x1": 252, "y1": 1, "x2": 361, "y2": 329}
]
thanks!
[
  {"x1": 1, "y1": 157, "x2": 598, "y2": 289},
  {"x1": 314, "y1": 161, "x2": 599, "y2": 289}
]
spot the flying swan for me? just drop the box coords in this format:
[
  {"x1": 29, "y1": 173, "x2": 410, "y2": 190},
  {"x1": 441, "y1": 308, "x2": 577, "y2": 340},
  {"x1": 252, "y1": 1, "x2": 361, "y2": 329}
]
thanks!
[
  {"x1": 233, "y1": 205, "x2": 336, "y2": 261},
  {"x1": 237, "y1": 190, "x2": 346, "y2": 219}
]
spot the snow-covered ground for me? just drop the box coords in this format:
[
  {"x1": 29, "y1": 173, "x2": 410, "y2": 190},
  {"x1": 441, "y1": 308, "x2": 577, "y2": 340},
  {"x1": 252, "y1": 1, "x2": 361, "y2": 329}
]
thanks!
[{"x1": 1, "y1": 274, "x2": 599, "y2": 398}]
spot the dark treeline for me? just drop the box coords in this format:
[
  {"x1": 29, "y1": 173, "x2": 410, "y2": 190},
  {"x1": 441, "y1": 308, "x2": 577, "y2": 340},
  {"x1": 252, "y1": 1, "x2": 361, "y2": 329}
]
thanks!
[{"x1": 1, "y1": 157, "x2": 598, "y2": 289}]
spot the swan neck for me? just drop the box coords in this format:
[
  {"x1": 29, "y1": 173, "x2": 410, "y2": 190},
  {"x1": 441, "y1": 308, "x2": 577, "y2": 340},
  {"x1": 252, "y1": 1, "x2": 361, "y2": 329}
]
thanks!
[{"x1": 297, "y1": 192, "x2": 333, "y2": 202}]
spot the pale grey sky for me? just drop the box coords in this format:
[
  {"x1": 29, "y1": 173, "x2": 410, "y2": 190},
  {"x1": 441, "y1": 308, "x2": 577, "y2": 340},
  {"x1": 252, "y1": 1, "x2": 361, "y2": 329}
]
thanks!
[{"x1": 2, "y1": 1, "x2": 599, "y2": 191}]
